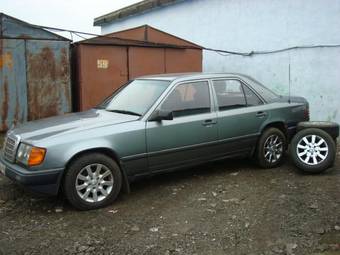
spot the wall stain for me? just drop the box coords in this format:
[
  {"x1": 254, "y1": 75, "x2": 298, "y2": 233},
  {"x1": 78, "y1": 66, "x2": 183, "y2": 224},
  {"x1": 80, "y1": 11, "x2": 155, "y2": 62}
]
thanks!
[
  {"x1": 13, "y1": 92, "x2": 19, "y2": 126},
  {"x1": 59, "y1": 47, "x2": 71, "y2": 109},
  {"x1": 0, "y1": 52, "x2": 13, "y2": 70},
  {"x1": 332, "y1": 109, "x2": 338, "y2": 120},
  {"x1": 28, "y1": 47, "x2": 57, "y2": 80},
  {"x1": 1, "y1": 77, "x2": 9, "y2": 130}
]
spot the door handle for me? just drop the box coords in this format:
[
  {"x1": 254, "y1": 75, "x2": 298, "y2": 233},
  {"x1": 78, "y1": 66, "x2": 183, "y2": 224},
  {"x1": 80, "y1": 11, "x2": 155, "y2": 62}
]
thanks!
[
  {"x1": 202, "y1": 119, "x2": 217, "y2": 126},
  {"x1": 256, "y1": 111, "x2": 267, "y2": 118}
]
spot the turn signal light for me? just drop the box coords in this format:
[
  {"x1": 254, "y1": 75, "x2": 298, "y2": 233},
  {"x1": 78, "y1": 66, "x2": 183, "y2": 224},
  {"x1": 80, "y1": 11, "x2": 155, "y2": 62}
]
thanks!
[{"x1": 28, "y1": 147, "x2": 46, "y2": 166}]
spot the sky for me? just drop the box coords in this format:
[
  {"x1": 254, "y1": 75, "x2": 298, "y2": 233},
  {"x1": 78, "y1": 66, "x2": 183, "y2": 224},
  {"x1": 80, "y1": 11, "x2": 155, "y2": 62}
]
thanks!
[{"x1": 0, "y1": 0, "x2": 143, "y2": 40}]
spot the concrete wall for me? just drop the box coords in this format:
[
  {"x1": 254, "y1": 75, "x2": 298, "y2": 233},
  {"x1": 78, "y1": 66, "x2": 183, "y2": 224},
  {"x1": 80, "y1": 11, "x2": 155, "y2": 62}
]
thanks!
[{"x1": 100, "y1": 0, "x2": 340, "y2": 123}]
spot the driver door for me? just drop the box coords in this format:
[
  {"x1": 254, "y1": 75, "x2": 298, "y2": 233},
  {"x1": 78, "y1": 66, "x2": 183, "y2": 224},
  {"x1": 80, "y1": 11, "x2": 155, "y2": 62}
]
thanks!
[{"x1": 146, "y1": 80, "x2": 218, "y2": 172}]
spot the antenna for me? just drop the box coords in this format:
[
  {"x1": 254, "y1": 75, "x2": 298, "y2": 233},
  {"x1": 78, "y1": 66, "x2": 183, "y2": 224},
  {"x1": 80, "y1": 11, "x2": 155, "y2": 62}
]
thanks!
[{"x1": 288, "y1": 58, "x2": 291, "y2": 104}]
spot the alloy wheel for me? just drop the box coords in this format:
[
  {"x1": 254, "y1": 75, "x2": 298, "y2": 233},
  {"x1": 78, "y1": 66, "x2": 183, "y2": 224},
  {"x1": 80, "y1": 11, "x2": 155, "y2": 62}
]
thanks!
[
  {"x1": 75, "y1": 163, "x2": 114, "y2": 203},
  {"x1": 296, "y1": 135, "x2": 328, "y2": 165},
  {"x1": 264, "y1": 135, "x2": 284, "y2": 163}
]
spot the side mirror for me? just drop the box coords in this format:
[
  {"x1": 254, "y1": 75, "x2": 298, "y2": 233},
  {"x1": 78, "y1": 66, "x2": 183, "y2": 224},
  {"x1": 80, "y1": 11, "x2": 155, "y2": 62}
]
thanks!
[{"x1": 149, "y1": 109, "x2": 173, "y2": 121}]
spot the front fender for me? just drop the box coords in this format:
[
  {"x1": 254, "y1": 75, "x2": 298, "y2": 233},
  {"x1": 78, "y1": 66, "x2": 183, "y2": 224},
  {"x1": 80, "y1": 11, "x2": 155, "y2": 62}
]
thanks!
[
  {"x1": 39, "y1": 138, "x2": 119, "y2": 170},
  {"x1": 34, "y1": 121, "x2": 146, "y2": 171},
  {"x1": 62, "y1": 139, "x2": 118, "y2": 165}
]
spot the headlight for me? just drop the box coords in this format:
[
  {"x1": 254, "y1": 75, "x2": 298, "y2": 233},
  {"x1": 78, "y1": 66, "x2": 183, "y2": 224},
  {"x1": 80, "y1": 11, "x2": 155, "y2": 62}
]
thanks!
[{"x1": 16, "y1": 143, "x2": 46, "y2": 166}]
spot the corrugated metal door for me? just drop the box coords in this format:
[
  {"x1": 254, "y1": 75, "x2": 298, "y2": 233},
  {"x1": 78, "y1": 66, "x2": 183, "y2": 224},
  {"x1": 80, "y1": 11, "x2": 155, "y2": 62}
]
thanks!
[
  {"x1": 77, "y1": 45, "x2": 128, "y2": 111},
  {"x1": 0, "y1": 39, "x2": 28, "y2": 131},
  {"x1": 26, "y1": 40, "x2": 72, "y2": 121},
  {"x1": 128, "y1": 47, "x2": 165, "y2": 79},
  {"x1": 165, "y1": 49, "x2": 202, "y2": 73}
]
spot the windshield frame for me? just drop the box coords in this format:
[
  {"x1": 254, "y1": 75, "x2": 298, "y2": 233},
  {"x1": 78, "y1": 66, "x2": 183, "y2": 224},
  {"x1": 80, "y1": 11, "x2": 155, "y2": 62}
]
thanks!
[{"x1": 96, "y1": 79, "x2": 172, "y2": 118}]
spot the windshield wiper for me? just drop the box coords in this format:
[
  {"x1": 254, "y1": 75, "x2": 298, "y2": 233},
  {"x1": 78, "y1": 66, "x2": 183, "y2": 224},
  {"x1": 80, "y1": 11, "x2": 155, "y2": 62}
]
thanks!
[{"x1": 105, "y1": 109, "x2": 142, "y2": 116}]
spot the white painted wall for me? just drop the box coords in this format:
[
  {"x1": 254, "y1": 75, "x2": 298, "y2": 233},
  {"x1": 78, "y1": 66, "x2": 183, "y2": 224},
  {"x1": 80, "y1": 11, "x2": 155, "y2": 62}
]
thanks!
[{"x1": 101, "y1": 0, "x2": 340, "y2": 122}]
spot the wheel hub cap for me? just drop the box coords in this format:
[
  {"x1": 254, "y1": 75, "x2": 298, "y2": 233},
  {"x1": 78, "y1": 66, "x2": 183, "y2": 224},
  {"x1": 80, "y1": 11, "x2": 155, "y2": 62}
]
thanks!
[
  {"x1": 296, "y1": 135, "x2": 328, "y2": 165},
  {"x1": 75, "y1": 163, "x2": 114, "y2": 203},
  {"x1": 264, "y1": 134, "x2": 284, "y2": 163}
]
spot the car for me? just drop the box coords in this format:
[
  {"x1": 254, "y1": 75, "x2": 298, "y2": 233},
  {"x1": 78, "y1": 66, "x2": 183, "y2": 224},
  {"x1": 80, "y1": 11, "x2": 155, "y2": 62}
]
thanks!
[{"x1": 0, "y1": 73, "x2": 309, "y2": 210}]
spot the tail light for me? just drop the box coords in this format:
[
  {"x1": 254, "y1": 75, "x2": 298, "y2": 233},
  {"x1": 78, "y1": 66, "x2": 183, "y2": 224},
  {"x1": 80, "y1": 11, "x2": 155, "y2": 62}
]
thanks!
[{"x1": 303, "y1": 104, "x2": 310, "y2": 121}]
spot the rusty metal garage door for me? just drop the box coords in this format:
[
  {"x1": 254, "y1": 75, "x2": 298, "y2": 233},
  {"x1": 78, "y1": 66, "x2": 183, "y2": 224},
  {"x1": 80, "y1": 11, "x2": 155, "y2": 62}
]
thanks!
[
  {"x1": 76, "y1": 45, "x2": 129, "y2": 110},
  {"x1": 26, "y1": 40, "x2": 72, "y2": 121},
  {"x1": 128, "y1": 47, "x2": 165, "y2": 79},
  {"x1": 0, "y1": 39, "x2": 28, "y2": 131}
]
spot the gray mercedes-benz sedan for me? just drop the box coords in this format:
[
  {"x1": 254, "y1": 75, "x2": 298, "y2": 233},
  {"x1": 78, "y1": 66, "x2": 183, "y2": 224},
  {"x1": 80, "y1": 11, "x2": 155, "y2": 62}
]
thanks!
[{"x1": 0, "y1": 73, "x2": 309, "y2": 210}]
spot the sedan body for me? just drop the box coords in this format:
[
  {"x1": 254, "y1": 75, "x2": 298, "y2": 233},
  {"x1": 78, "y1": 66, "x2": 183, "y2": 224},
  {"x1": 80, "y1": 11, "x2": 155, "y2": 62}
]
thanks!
[{"x1": 0, "y1": 73, "x2": 309, "y2": 209}]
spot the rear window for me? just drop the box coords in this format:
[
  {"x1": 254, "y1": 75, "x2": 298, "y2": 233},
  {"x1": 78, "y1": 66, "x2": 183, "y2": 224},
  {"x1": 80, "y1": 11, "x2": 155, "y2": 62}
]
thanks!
[
  {"x1": 244, "y1": 77, "x2": 278, "y2": 101},
  {"x1": 243, "y1": 85, "x2": 263, "y2": 106},
  {"x1": 213, "y1": 80, "x2": 246, "y2": 110}
]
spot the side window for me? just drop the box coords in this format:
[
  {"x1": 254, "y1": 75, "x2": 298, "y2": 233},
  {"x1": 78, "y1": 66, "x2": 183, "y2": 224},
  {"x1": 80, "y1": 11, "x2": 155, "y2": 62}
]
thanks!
[
  {"x1": 213, "y1": 80, "x2": 246, "y2": 111},
  {"x1": 161, "y1": 81, "x2": 210, "y2": 117},
  {"x1": 243, "y1": 85, "x2": 263, "y2": 106}
]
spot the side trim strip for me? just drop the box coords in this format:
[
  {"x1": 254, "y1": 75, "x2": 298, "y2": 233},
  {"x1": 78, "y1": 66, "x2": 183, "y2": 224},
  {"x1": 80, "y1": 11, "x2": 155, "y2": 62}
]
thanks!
[
  {"x1": 121, "y1": 153, "x2": 148, "y2": 161},
  {"x1": 121, "y1": 133, "x2": 260, "y2": 161}
]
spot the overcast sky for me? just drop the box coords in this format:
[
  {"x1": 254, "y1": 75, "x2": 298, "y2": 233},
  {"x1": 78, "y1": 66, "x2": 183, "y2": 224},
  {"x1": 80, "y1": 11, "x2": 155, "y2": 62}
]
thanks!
[{"x1": 0, "y1": 0, "x2": 143, "y2": 40}]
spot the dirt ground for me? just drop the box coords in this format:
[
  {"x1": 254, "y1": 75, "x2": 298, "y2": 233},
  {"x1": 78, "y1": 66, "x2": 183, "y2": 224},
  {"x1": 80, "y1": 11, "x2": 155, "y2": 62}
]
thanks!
[{"x1": 0, "y1": 141, "x2": 340, "y2": 255}]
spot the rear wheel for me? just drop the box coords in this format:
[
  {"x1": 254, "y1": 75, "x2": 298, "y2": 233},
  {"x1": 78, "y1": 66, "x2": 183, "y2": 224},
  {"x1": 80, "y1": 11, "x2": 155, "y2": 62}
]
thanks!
[
  {"x1": 63, "y1": 153, "x2": 122, "y2": 210},
  {"x1": 256, "y1": 128, "x2": 287, "y2": 168}
]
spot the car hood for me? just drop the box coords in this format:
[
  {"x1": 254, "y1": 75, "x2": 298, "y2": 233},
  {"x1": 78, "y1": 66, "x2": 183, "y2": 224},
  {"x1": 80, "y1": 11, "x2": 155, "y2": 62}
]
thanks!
[{"x1": 10, "y1": 109, "x2": 140, "y2": 142}]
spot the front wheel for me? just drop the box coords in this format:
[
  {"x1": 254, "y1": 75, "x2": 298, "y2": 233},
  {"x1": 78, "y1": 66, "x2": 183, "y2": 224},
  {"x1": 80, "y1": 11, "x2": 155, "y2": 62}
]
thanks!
[
  {"x1": 256, "y1": 127, "x2": 287, "y2": 168},
  {"x1": 63, "y1": 153, "x2": 122, "y2": 210}
]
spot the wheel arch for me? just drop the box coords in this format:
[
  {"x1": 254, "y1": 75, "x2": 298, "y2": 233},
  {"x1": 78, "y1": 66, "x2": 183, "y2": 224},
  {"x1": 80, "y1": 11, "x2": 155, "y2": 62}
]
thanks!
[
  {"x1": 261, "y1": 121, "x2": 288, "y2": 139},
  {"x1": 254, "y1": 121, "x2": 288, "y2": 168},
  {"x1": 61, "y1": 147, "x2": 130, "y2": 195}
]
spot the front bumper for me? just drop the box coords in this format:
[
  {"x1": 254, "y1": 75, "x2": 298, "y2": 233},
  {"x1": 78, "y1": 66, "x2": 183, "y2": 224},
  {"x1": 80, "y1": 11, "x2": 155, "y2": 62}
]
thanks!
[{"x1": 0, "y1": 154, "x2": 64, "y2": 195}]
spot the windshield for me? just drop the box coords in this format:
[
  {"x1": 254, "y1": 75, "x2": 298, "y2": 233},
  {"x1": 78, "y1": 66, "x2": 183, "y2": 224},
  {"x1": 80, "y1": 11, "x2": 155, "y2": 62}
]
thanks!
[{"x1": 98, "y1": 79, "x2": 170, "y2": 116}]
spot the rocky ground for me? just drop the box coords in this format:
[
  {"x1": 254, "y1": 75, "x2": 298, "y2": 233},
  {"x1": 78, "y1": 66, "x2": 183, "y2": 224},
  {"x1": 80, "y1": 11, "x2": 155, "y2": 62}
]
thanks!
[{"x1": 0, "y1": 135, "x2": 340, "y2": 255}]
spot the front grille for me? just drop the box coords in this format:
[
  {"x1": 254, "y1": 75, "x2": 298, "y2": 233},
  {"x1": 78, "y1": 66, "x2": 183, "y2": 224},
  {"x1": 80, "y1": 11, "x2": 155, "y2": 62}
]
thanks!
[{"x1": 3, "y1": 135, "x2": 18, "y2": 163}]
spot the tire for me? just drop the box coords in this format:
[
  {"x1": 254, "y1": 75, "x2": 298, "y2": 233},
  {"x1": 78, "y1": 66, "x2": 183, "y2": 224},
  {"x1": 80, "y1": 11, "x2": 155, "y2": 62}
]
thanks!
[
  {"x1": 297, "y1": 121, "x2": 339, "y2": 140},
  {"x1": 256, "y1": 127, "x2": 287, "y2": 168},
  {"x1": 63, "y1": 153, "x2": 122, "y2": 210},
  {"x1": 290, "y1": 128, "x2": 336, "y2": 174}
]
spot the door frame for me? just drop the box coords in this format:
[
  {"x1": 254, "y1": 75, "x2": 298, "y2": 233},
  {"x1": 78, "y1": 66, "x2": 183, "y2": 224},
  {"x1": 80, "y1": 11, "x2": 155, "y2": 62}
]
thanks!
[
  {"x1": 143, "y1": 78, "x2": 215, "y2": 121},
  {"x1": 144, "y1": 78, "x2": 219, "y2": 172},
  {"x1": 210, "y1": 77, "x2": 266, "y2": 106},
  {"x1": 209, "y1": 77, "x2": 269, "y2": 157}
]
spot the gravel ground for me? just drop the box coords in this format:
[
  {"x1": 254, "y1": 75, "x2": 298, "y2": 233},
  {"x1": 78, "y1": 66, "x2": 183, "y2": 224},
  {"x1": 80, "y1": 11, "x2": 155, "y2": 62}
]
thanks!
[{"x1": 0, "y1": 138, "x2": 340, "y2": 255}]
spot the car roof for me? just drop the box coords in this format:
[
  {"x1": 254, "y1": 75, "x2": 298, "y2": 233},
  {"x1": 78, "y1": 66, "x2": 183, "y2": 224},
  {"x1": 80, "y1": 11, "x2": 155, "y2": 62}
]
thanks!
[{"x1": 137, "y1": 72, "x2": 255, "y2": 82}]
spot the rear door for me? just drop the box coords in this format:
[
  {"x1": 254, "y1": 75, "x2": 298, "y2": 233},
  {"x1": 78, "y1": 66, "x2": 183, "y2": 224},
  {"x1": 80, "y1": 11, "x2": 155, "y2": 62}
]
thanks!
[
  {"x1": 212, "y1": 78, "x2": 269, "y2": 155},
  {"x1": 146, "y1": 80, "x2": 218, "y2": 172}
]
